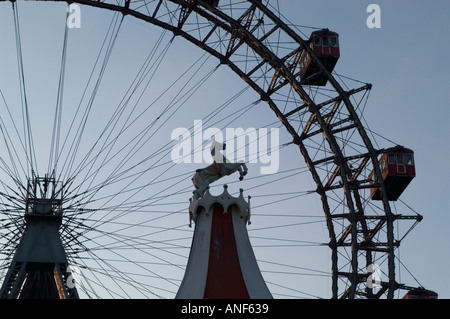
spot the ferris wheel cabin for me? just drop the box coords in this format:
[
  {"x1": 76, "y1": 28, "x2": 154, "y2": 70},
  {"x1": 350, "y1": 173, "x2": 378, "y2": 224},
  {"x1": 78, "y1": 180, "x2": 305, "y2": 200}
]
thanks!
[
  {"x1": 204, "y1": 0, "x2": 219, "y2": 7},
  {"x1": 299, "y1": 29, "x2": 340, "y2": 86},
  {"x1": 370, "y1": 147, "x2": 416, "y2": 201},
  {"x1": 402, "y1": 289, "x2": 438, "y2": 299}
]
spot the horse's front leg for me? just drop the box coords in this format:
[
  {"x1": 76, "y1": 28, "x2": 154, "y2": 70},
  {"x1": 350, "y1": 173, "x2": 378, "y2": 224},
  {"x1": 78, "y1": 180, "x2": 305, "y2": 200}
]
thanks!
[
  {"x1": 236, "y1": 165, "x2": 247, "y2": 181},
  {"x1": 240, "y1": 163, "x2": 248, "y2": 176},
  {"x1": 238, "y1": 167, "x2": 244, "y2": 181}
]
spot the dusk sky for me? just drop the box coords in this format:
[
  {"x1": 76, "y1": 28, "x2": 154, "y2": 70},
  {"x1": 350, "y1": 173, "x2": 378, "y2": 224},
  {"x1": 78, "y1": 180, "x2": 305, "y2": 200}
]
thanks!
[{"x1": 0, "y1": 0, "x2": 448, "y2": 299}]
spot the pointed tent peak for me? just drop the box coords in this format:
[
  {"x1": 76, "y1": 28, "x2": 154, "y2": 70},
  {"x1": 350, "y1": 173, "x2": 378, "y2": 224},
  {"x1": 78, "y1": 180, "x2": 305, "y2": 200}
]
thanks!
[
  {"x1": 178, "y1": 183, "x2": 271, "y2": 300},
  {"x1": 189, "y1": 184, "x2": 251, "y2": 227}
]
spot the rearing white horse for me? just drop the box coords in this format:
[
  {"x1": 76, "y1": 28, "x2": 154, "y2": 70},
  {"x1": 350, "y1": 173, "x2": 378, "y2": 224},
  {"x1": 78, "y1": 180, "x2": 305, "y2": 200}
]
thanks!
[{"x1": 192, "y1": 141, "x2": 248, "y2": 198}]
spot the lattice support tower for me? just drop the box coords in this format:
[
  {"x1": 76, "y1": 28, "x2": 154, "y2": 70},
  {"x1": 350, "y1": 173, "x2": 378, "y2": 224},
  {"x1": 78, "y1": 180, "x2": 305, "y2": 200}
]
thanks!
[{"x1": 0, "y1": 176, "x2": 79, "y2": 299}]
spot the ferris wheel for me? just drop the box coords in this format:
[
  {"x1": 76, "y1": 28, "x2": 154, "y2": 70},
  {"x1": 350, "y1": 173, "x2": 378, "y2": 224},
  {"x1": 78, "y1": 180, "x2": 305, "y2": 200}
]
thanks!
[{"x1": 0, "y1": 0, "x2": 427, "y2": 299}]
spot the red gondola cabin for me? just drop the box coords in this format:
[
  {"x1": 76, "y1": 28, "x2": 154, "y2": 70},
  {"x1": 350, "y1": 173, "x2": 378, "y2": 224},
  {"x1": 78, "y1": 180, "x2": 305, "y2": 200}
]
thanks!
[
  {"x1": 299, "y1": 29, "x2": 340, "y2": 86},
  {"x1": 402, "y1": 289, "x2": 438, "y2": 299},
  {"x1": 370, "y1": 147, "x2": 416, "y2": 201}
]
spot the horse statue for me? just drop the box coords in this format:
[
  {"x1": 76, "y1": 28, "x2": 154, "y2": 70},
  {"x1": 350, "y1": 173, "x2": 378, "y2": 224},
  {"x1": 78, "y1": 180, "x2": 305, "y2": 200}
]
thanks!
[{"x1": 192, "y1": 140, "x2": 248, "y2": 198}]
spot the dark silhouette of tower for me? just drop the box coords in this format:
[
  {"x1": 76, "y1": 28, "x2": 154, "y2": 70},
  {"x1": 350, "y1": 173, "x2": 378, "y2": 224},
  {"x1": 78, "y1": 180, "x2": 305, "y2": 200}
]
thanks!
[{"x1": 0, "y1": 176, "x2": 78, "y2": 299}]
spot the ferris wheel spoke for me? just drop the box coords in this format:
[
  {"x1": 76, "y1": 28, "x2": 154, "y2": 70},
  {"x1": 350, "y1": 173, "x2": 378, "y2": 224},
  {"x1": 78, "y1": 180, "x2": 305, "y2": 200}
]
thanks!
[
  {"x1": 61, "y1": 50, "x2": 219, "y2": 216},
  {"x1": 56, "y1": 11, "x2": 125, "y2": 184},
  {"x1": 70, "y1": 225, "x2": 186, "y2": 298},
  {"x1": 11, "y1": 3, "x2": 37, "y2": 178},
  {"x1": 48, "y1": 7, "x2": 71, "y2": 178}
]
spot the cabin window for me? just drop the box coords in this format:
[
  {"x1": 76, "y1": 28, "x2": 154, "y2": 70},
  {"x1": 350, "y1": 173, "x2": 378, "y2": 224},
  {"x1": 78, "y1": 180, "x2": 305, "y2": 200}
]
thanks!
[
  {"x1": 405, "y1": 154, "x2": 414, "y2": 165},
  {"x1": 331, "y1": 36, "x2": 338, "y2": 47},
  {"x1": 314, "y1": 37, "x2": 321, "y2": 46},
  {"x1": 380, "y1": 159, "x2": 386, "y2": 171},
  {"x1": 388, "y1": 154, "x2": 395, "y2": 164},
  {"x1": 322, "y1": 37, "x2": 329, "y2": 46}
]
